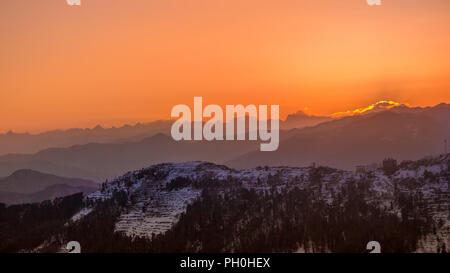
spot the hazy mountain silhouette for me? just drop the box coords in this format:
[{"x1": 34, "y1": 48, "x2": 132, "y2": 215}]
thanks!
[
  {"x1": 0, "y1": 102, "x2": 447, "y2": 181},
  {"x1": 281, "y1": 110, "x2": 332, "y2": 130},
  {"x1": 0, "y1": 169, "x2": 96, "y2": 194},
  {"x1": 227, "y1": 103, "x2": 450, "y2": 170},
  {"x1": 0, "y1": 120, "x2": 172, "y2": 156},
  {"x1": 0, "y1": 111, "x2": 332, "y2": 156},
  {"x1": 0, "y1": 169, "x2": 97, "y2": 204},
  {"x1": 0, "y1": 134, "x2": 260, "y2": 181}
]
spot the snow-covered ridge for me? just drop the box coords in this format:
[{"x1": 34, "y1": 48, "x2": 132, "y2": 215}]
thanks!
[
  {"x1": 72, "y1": 155, "x2": 449, "y2": 244},
  {"x1": 77, "y1": 161, "x2": 349, "y2": 238}
]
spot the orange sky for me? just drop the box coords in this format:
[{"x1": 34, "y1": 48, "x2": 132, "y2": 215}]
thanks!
[{"x1": 1, "y1": 0, "x2": 450, "y2": 133}]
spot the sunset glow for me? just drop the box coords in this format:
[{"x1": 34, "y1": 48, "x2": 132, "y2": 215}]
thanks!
[
  {"x1": 1, "y1": 0, "x2": 450, "y2": 133},
  {"x1": 331, "y1": 100, "x2": 402, "y2": 117}
]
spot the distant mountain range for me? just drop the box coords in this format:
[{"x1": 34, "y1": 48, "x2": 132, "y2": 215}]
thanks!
[
  {"x1": 0, "y1": 169, "x2": 97, "y2": 205},
  {"x1": 0, "y1": 120, "x2": 173, "y2": 156},
  {"x1": 227, "y1": 103, "x2": 450, "y2": 170},
  {"x1": 0, "y1": 134, "x2": 260, "y2": 181},
  {"x1": 0, "y1": 102, "x2": 448, "y2": 182},
  {"x1": 281, "y1": 110, "x2": 332, "y2": 130},
  {"x1": 0, "y1": 111, "x2": 332, "y2": 156}
]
